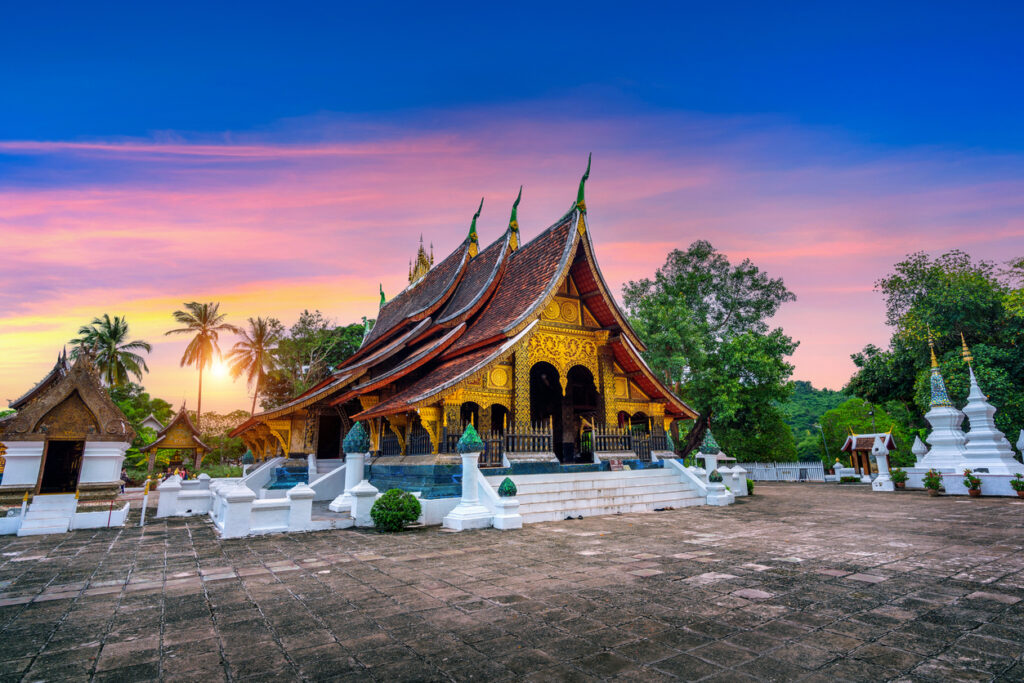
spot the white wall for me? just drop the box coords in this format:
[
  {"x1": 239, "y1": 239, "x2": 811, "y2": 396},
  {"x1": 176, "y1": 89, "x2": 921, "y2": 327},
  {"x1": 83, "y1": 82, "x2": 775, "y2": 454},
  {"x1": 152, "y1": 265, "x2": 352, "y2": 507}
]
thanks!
[
  {"x1": 80, "y1": 442, "x2": 129, "y2": 485},
  {"x1": 0, "y1": 442, "x2": 44, "y2": 488}
]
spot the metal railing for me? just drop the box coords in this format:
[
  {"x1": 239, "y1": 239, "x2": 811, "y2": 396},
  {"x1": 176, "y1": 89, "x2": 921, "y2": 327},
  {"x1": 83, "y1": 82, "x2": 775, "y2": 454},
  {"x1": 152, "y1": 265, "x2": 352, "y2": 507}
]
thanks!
[{"x1": 745, "y1": 461, "x2": 825, "y2": 482}]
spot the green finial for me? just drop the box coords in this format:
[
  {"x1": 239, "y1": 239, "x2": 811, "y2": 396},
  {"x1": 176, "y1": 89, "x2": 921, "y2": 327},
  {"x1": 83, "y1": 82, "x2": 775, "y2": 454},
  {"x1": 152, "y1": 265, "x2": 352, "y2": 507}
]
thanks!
[
  {"x1": 343, "y1": 421, "x2": 371, "y2": 454},
  {"x1": 456, "y1": 423, "x2": 485, "y2": 453},
  {"x1": 379, "y1": 284, "x2": 385, "y2": 308},
  {"x1": 509, "y1": 186, "x2": 522, "y2": 231},
  {"x1": 497, "y1": 477, "x2": 517, "y2": 497},
  {"x1": 576, "y1": 153, "x2": 591, "y2": 212},
  {"x1": 701, "y1": 428, "x2": 720, "y2": 455},
  {"x1": 468, "y1": 197, "x2": 483, "y2": 256}
]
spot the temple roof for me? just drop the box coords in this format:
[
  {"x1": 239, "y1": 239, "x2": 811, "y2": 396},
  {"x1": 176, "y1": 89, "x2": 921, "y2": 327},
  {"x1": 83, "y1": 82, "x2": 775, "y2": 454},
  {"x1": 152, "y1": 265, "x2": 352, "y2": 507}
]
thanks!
[
  {"x1": 9, "y1": 349, "x2": 70, "y2": 410},
  {"x1": 233, "y1": 182, "x2": 697, "y2": 435},
  {"x1": 141, "y1": 404, "x2": 209, "y2": 452},
  {"x1": 840, "y1": 433, "x2": 897, "y2": 453}
]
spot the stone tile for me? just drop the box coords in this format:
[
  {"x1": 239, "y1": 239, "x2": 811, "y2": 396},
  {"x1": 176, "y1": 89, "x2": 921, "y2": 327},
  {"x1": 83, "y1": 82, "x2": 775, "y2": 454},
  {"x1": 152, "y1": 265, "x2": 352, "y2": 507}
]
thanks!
[{"x1": 845, "y1": 572, "x2": 888, "y2": 583}]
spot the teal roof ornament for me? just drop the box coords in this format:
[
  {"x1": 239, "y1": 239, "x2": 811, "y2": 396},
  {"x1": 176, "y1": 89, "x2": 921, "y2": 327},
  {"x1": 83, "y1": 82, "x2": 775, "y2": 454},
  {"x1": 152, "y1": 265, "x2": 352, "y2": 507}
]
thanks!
[
  {"x1": 241, "y1": 450, "x2": 254, "y2": 465},
  {"x1": 343, "y1": 421, "x2": 371, "y2": 454},
  {"x1": 665, "y1": 430, "x2": 675, "y2": 453},
  {"x1": 468, "y1": 197, "x2": 483, "y2": 256},
  {"x1": 456, "y1": 423, "x2": 485, "y2": 454},
  {"x1": 701, "y1": 428, "x2": 720, "y2": 455},
  {"x1": 378, "y1": 284, "x2": 385, "y2": 309},
  {"x1": 928, "y1": 333, "x2": 953, "y2": 408},
  {"x1": 575, "y1": 153, "x2": 591, "y2": 213}
]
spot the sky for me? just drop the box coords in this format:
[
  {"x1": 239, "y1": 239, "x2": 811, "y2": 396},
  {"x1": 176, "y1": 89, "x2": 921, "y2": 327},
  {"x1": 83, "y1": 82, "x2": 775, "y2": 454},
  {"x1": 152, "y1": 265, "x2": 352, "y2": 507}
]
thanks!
[{"x1": 2, "y1": 2, "x2": 1024, "y2": 412}]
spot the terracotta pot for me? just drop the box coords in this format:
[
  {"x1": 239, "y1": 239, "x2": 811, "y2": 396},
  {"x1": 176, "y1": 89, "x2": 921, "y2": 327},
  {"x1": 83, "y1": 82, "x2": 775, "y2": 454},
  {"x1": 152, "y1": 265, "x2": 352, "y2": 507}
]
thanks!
[
  {"x1": 895, "y1": 482, "x2": 905, "y2": 489},
  {"x1": 927, "y1": 488, "x2": 940, "y2": 497},
  {"x1": 1017, "y1": 490, "x2": 1024, "y2": 498},
  {"x1": 968, "y1": 489, "x2": 981, "y2": 498}
]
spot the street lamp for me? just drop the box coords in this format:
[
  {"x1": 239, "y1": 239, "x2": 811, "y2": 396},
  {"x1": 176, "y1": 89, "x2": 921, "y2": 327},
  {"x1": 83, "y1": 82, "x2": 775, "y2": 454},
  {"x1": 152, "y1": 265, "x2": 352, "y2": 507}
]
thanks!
[{"x1": 813, "y1": 423, "x2": 831, "y2": 461}]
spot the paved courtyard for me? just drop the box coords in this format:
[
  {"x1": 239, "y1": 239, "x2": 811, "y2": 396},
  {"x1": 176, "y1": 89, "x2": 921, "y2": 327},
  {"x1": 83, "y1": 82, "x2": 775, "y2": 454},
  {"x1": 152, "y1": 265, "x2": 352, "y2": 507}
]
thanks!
[{"x1": 0, "y1": 484, "x2": 1022, "y2": 682}]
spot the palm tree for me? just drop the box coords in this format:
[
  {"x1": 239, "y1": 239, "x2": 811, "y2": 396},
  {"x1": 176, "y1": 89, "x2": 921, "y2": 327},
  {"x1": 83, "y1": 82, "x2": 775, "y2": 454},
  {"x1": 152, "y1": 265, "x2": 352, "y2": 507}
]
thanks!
[
  {"x1": 227, "y1": 317, "x2": 282, "y2": 415},
  {"x1": 165, "y1": 302, "x2": 239, "y2": 430},
  {"x1": 69, "y1": 314, "x2": 152, "y2": 386}
]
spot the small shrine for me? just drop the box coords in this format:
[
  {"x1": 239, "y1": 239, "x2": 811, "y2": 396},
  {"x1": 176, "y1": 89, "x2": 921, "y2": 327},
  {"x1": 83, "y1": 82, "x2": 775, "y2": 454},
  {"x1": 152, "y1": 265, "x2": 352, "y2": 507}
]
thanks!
[
  {"x1": 141, "y1": 404, "x2": 209, "y2": 471},
  {"x1": 840, "y1": 431, "x2": 897, "y2": 478},
  {"x1": 0, "y1": 351, "x2": 134, "y2": 502}
]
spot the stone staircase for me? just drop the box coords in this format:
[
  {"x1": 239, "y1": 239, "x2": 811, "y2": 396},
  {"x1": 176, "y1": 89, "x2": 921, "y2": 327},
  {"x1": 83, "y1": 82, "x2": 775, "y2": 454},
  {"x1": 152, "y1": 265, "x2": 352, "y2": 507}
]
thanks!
[
  {"x1": 18, "y1": 494, "x2": 77, "y2": 536},
  {"x1": 502, "y1": 469, "x2": 703, "y2": 524},
  {"x1": 315, "y1": 459, "x2": 344, "y2": 476}
]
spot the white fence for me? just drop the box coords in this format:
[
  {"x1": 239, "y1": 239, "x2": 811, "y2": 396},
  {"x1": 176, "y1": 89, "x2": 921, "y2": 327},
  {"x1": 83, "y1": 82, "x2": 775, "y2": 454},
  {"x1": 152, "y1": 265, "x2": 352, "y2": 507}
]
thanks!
[{"x1": 745, "y1": 461, "x2": 825, "y2": 482}]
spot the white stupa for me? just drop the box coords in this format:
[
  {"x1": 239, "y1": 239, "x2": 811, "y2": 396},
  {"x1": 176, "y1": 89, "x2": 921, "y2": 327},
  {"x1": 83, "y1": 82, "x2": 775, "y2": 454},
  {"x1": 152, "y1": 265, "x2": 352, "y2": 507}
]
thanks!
[
  {"x1": 911, "y1": 435, "x2": 929, "y2": 461},
  {"x1": 916, "y1": 337, "x2": 967, "y2": 470},
  {"x1": 958, "y1": 337, "x2": 1024, "y2": 475}
]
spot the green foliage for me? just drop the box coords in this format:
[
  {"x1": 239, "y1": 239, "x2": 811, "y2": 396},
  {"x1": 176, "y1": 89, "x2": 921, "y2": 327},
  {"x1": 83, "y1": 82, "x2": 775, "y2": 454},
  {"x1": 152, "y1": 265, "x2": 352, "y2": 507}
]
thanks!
[
  {"x1": 783, "y1": 380, "x2": 847, "y2": 437},
  {"x1": 456, "y1": 423, "x2": 485, "y2": 454},
  {"x1": 890, "y1": 467, "x2": 908, "y2": 484},
  {"x1": 107, "y1": 383, "x2": 174, "y2": 462},
  {"x1": 962, "y1": 469, "x2": 981, "y2": 490},
  {"x1": 200, "y1": 464, "x2": 243, "y2": 478},
  {"x1": 0, "y1": 408, "x2": 14, "y2": 419},
  {"x1": 708, "y1": 469, "x2": 723, "y2": 483},
  {"x1": 846, "y1": 250, "x2": 1024, "y2": 435},
  {"x1": 623, "y1": 241, "x2": 798, "y2": 461},
  {"x1": 69, "y1": 314, "x2": 152, "y2": 387},
  {"x1": 343, "y1": 422, "x2": 371, "y2": 454},
  {"x1": 260, "y1": 311, "x2": 369, "y2": 409},
  {"x1": 498, "y1": 477, "x2": 517, "y2": 497},
  {"x1": 1010, "y1": 474, "x2": 1024, "y2": 492},
  {"x1": 370, "y1": 489, "x2": 422, "y2": 532},
  {"x1": 923, "y1": 469, "x2": 944, "y2": 491},
  {"x1": 817, "y1": 398, "x2": 914, "y2": 467},
  {"x1": 746, "y1": 478, "x2": 754, "y2": 495},
  {"x1": 839, "y1": 476, "x2": 862, "y2": 483},
  {"x1": 201, "y1": 432, "x2": 246, "y2": 465},
  {"x1": 227, "y1": 316, "x2": 282, "y2": 415}
]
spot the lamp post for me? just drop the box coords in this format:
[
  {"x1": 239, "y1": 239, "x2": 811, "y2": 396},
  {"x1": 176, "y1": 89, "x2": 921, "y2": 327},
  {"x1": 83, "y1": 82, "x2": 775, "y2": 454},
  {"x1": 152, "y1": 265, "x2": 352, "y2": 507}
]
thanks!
[{"x1": 813, "y1": 423, "x2": 830, "y2": 461}]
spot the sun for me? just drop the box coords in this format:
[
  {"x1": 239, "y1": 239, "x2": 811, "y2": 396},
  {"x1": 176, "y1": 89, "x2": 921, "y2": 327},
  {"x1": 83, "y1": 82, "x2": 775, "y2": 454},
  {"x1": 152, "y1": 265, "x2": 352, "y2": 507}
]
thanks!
[{"x1": 211, "y1": 358, "x2": 229, "y2": 379}]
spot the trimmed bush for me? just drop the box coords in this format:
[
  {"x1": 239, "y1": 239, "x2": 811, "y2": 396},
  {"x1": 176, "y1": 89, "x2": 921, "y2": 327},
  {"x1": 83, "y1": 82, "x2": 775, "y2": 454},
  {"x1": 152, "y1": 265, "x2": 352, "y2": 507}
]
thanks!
[
  {"x1": 746, "y1": 478, "x2": 754, "y2": 496},
  {"x1": 370, "y1": 489, "x2": 422, "y2": 532},
  {"x1": 839, "y1": 476, "x2": 862, "y2": 483},
  {"x1": 890, "y1": 467, "x2": 908, "y2": 484}
]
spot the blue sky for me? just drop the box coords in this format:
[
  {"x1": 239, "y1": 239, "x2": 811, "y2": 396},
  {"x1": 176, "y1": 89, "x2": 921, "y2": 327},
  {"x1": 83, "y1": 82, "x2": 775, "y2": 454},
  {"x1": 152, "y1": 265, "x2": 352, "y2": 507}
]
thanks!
[{"x1": 3, "y1": 2, "x2": 1022, "y2": 147}]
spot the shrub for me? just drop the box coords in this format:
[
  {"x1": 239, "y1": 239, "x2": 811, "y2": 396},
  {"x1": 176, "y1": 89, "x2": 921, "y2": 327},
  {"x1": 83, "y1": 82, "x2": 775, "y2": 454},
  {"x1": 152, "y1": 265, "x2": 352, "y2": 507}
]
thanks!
[
  {"x1": 890, "y1": 468, "x2": 908, "y2": 484},
  {"x1": 923, "y1": 469, "x2": 943, "y2": 491},
  {"x1": 746, "y1": 478, "x2": 754, "y2": 496},
  {"x1": 840, "y1": 476, "x2": 862, "y2": 483},
  {"x1": 962, "y1": 469, "x2": 981, "y2": 491},
  {"x1": 201, "y1": 464, "x2": 243, "y2": 479},
  {"x1": 370, "y1": 489, "x2": 421, "y2": 532},
  {"x1": 708, "y1": 469, "x2": 723, "y2": 483},
  {"x1": 1011, "y1": 474, "x2": 1024, "y2": 492}
]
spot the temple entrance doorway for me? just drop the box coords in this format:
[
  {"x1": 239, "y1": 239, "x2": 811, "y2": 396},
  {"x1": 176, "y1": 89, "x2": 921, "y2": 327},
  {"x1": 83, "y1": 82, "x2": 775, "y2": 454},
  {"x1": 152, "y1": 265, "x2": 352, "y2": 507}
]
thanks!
[
  {"x1": 566, "y1": 366, "x2": 598, "y2": 464},
  {"x1": 39, "y1": 440, "x2": 84, "y2": 494},
  {"x1": 529, "y1": 362, "x2": 563, "y2": 461},
  {"x1": 316, "y1": 413, "x2": 342, "y2": 460}
]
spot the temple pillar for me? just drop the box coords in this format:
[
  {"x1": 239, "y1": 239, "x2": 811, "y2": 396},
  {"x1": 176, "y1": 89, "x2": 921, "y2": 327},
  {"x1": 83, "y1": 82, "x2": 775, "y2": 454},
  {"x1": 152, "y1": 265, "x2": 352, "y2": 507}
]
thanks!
[
  {"x1": 420, "y1": 405, "x2": 442, "y2": 454},
  {"x1": 599, "y1": 349, "x2": 617, "y2": 427},
  {"x1": 513, "y1": 351, "x2": 530, "y2": 427}
]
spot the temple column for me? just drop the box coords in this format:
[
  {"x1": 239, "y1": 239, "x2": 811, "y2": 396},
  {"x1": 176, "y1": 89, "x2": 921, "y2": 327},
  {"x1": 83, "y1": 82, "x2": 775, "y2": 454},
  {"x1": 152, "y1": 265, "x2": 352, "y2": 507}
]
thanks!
[{"x1": 513, "y1": 351, "x2": 530, "y2": 427}]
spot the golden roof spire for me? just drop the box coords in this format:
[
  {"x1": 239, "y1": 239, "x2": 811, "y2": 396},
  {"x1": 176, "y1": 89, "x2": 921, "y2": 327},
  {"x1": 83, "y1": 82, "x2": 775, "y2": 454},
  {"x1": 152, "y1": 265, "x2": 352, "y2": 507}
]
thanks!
[
  {"x1": 410, "y1": 234, "x2": 432, "y2": 284},
  {"x1": 960, "y1": 332, "x2": 973, "y2": 368},
  {"x1": 928, "y1": 328, "x2": 938, "y2": 368}
]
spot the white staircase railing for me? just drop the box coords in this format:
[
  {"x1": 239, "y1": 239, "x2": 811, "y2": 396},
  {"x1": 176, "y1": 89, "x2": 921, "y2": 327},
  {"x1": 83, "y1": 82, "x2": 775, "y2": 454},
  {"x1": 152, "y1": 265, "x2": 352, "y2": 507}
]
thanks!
[{"x1": 309, "y1": 463, "x2": 347, "y2": 501}]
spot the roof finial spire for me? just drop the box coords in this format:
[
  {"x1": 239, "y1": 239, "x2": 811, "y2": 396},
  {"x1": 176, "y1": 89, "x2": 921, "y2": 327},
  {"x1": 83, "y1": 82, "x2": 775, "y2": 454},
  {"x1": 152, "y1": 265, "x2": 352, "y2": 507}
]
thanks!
[
  {"x1": 927, "y1": 328, "x2": 953, "y2": 407},
  {"x1": 508, "y1": 186, "x2": 522, "y2": 251},
  {"x1": 468, "y1": 197, "x2": 483, "y2": 257},
  {"x1": 379, "y1": 283, "x2": 386, "y2": 309},
  {"x1": 928, "y1": 327, "x2": 938, "y2": 368},
  {"x1": 576, "y1": 153, "x2": 591, "y2": 214},
  {"x1": 960, "y1": 332, "x2": 973, "y2": 369}
]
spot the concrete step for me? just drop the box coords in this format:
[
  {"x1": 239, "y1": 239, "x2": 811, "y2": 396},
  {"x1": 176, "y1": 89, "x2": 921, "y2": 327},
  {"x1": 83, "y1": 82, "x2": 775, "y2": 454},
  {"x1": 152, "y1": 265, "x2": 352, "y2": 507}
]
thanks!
[
  {"x1": 515, "y1": 482, "x2": 696, "y2": 504},
  {"x1": 18, "y1": 523, "x2": 71, "y2": 536},
  {"x1": 27, "y1": 495, "x2": 77, "y2": 511},
  {"x1": 315, "y1": 460, "x2": 344, "y2": 475},
  {"x1": 520, "y1": 495, "x2": 704, "y2": 524}
]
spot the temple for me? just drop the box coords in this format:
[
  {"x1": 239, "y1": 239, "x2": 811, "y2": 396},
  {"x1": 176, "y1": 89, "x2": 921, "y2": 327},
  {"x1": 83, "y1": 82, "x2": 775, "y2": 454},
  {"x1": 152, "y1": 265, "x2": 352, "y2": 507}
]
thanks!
[
  {"x1": 231, "y1": 162, "x2": 696, "y2": 474},
  {"x1": 141, "y1": 404, "x2": 209, "y2": 472}
]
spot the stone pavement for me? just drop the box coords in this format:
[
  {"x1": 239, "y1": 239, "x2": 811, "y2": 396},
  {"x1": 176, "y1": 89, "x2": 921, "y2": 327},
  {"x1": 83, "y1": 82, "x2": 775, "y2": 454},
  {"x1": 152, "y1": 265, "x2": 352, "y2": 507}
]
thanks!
[{"x1": 0, "y1": 484, "x2": 1022, "y2": 682}]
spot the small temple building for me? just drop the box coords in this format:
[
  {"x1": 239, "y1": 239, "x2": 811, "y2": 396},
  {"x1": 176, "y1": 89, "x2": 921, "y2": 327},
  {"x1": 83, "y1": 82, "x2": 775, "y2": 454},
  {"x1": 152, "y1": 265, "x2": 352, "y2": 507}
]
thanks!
[
  {"x1": 141, "y1": 404, "x2": 209, "y2": 471},
  {"x1": 232, "y1": 162, "x2": 696, "y2": 472},
  {"x1": 0, "y1": 351, "x2": 134, "y2": 503},
  {"x1": 840, "y1": 431, "x2": 897, "y2": 478}
]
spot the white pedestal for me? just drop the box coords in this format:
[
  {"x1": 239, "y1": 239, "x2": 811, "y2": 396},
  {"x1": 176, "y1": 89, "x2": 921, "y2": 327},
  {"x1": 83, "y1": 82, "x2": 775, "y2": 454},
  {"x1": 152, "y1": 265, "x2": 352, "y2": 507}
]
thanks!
[
  {"x1": 443, "y1": 453, "x2": 492, "y2": 531},
  {"x1": 705, "y1": 482, "x2": 734, "y2": 506},
  {"x1": 350, "y1": 479, "x2": 379, "y2": 527},
  {"x1": 328, "y1": 452, "x2": 366, "y2": 513}
]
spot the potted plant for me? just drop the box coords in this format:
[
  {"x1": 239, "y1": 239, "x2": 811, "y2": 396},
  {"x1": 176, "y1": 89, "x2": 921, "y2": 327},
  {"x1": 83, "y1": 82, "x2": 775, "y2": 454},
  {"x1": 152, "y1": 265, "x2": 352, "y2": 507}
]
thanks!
[
  {"x1": 923, "y1": 469, "x2": 943, "y2": 496},
  {"x1": 890, "y1": 467, "x2": 908, "y2": 489},
  {"x1": 1011, "y1": 473, "x2": 1024, "y2": 498},
  {"x1": 962, "y1": 469, "x2": 981, "y2": 498}
]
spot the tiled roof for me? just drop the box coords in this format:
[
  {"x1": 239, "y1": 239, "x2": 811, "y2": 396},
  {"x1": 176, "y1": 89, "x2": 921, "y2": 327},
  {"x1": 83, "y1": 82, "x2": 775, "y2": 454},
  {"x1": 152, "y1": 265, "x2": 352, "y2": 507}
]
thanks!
[
  {"x1": 840, "y1": 433, "x2": 897, "y2": 452},
  {"x1": 437, "y1": 233, "x2": 508, "y2": 325},
  {"x1": 357, "y1": 240, "x2": 468, "y2": 352},
  {"x1": 450, "y1": 214, "x2": 576, "y2": 352}
]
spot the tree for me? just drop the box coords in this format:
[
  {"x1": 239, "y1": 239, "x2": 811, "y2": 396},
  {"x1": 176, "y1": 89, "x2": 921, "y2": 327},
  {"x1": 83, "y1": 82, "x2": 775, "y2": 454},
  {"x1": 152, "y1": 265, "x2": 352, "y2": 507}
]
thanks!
[
  {"x1": 165, "y1": 302, "x2": 239, "y2": 430},
  {"x1": 846, "y1": 250, "x2": 1024, "y2": 432},
  {"x1": 782, "y1": 381, "x2": 847, "y2": 438},
  {"x1": 69, "y1": 314, "x2": 152, "y2": 387},
  {"x1": 227, "y1": 317, "x2": 283, "y2": 415},
  {"x1": 106, "y1": 383, "x2": 174, "y2": 467},
  {"x1": 623, "y1": 240, "x2": 799, "y2": 461}
]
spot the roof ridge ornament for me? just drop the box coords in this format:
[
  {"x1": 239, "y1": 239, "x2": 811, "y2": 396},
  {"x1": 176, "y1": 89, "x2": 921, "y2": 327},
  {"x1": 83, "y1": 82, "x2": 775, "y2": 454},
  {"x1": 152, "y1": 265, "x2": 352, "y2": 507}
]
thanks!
[
  {"x1": 468, "y1": 197, "x2": 483, "y2": 257},
  {"x1": 927, "y1": 330, "x2": 953, "y2": 408},
  {"x1": 509, "y1": 186, "x2": 522, "y2": 251},
  {"x1": 379, "y1": 284, "x2": 386, "y2": 309},
  {"x1": 960, "y1": 332, "x2": 973, "y2": 369},
  {"x1": 576, "y1": 153, "x2": 591, "y2": 214}
]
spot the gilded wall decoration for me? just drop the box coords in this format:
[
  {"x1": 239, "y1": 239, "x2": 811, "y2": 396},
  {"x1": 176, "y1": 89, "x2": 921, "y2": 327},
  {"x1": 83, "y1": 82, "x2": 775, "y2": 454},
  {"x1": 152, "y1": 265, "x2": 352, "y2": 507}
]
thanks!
[{"x1": 526, "y1": 328, "x2": 600, "y2": 392}]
